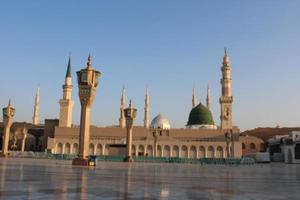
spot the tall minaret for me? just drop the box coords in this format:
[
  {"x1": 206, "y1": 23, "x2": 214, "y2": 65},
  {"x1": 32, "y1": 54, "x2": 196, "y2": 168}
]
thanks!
[
  {"x1": 220, "y1": 48, "x2": 233, "y2": 130},
  {"x1": 32, "y1": 87, "x2": 40, "y2": 125},
  {"x1": 206, "y1": 85, "x2": 211, "y2": 110},
  {"x1": 59, "y1": 56, "x2": 74, "y2": 127},
  {"x1": 119, "y1": 86, "x2": 126, "y2": 128},
  {"x1": 192, "y1": 87, "x2": 197, "y2": 108},
  {"x1": 144, "y1": 86, "x2": 150, "y2": 128}
]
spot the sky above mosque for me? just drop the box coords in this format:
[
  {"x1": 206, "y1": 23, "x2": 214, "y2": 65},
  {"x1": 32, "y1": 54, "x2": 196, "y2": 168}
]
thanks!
[{"x1": 0, "y1": 1, "x2": 300, "y2": 131}]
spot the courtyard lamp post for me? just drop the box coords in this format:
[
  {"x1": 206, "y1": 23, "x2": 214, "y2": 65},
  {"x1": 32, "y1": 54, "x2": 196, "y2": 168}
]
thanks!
[
  {"x1": 124, "y1": 100, "x2": 137, "y2": 162},
  {"x1": 225, "y1": 129, "x2": 233, "y2": 158},
  {"x1": 1, "y1": 100, "x2": 15, "y2": 157},
  {"x1": 72, "y1": 55, "x2": 101, "y2": 166}
]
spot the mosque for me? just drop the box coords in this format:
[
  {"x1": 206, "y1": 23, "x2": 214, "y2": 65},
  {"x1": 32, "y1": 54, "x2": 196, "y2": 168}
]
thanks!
[
  {"x1": 46, "y1": 49, "x2": 241, "y2": 159},
  {"x1": 1, "y1": 50, "x2": 264, "y2": 159}
]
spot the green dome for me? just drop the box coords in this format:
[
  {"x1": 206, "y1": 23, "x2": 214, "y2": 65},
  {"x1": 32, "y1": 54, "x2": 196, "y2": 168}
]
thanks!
[{"x1": 187, "y1": 103, "x2": 215, "y2": 126}]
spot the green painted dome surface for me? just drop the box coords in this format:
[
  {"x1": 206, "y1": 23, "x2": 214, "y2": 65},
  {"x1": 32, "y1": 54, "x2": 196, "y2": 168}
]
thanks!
[{"x1": 187, "y1": 103, "x2": 215, "y2": 125}]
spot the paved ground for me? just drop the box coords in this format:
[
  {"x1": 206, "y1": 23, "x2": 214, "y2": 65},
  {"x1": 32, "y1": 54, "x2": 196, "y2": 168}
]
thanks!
[{"x1": 0, "y1": 158, "x2": 299, "y2": 200}]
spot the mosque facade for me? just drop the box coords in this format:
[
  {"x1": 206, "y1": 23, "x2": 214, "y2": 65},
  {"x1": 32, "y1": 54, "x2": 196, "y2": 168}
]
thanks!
[{"x1": 45, "y1": 50, "x2": 244, "y2": 159}]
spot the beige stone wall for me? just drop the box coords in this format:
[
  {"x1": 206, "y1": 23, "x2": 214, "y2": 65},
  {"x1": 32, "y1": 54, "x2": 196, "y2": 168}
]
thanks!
[
  {"x1": 50, "y1": 126, "x2": 242, "y2": 158},
  {"x1": 239, "y1": 135, "x2": 264, "y2": 155}
]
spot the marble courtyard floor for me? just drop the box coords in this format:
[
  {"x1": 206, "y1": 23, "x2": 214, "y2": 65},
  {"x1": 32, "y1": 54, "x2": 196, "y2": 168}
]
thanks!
[{"x1": 0, "y1": 158, "x2": 299, "y2": 200}]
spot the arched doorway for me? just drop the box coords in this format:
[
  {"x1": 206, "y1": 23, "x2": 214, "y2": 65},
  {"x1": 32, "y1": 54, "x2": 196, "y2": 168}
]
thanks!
[
  {"x1": 132, "y1": 145, "x2": 136, "y2": 156},
  {"x1": 164, "y1": 145, "x2": 170, "y2": 158},
  {"x1": 172, "y1": 145, "x2": 179, "y2": 157},
  {"x1": 295, "y1": 144, "x2": 300, "y2": 159},
  {"x1": 181, "y1": 146, "x2": 188, "y2": 158},
  {"x1": 207, "y1": 146, "x2": 214, "y2": 158},
  {"x1": 216, "y1": 146, "x2": 223, "y2": 158},
  {"x1": 96, "y1": 144, "x2": 102, "y2": 155},
  {"x1": 64, "y1": 143, "x2": 71, "y2": 154},
  {"x1": 146, "y1": 145, "x2": 153, "y2": 156},
  {"x1": 89, "y1": 144, "x2": 95, "y2": 155},
  {"x1": 72, "y1": 143, "x2": 78, "y2": 154},
  {"x1": 0, "y1": 136, "x2": 3, "y2": 150},
  {"x1": 157, "y1": 145, "x2": 162, "y2": 157},
  {"x1": 138, "y1": 145, "x2": 144, "y2": 156},
  {"x1": 199, "y1": 146, "x2": 205, "y2": 158},
  {"x1": 56, "y1": 143, "x2": 63, "y2": 154},
  {"x1": 190, "y1": 146, "x2": 197, "y2": 159}
]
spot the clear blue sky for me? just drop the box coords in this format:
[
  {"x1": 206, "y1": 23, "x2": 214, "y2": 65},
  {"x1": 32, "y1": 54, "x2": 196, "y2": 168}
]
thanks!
[{"x1": 0, "y1": 1, "x2": 300, "y2": 131}]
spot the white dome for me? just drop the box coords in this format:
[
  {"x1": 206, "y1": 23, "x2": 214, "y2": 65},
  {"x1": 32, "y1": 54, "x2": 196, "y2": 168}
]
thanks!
[{"x1": 150, "y1": 114, "x2": 171, "y2": 130}]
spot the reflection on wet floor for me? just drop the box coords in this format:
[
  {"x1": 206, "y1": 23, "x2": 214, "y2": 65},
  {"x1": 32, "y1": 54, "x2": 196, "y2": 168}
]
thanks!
[{"x1": 0, "y1": 158, "x2": 299, "y2": 199}]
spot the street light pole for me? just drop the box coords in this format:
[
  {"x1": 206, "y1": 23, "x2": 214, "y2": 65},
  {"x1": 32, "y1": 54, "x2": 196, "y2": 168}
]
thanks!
[
  {"x1": 72, "y1": 55, "x2": 101, "y2": 166},
  {"x1": 124, "y1": 100, "x2": 137, "y2": 162}
]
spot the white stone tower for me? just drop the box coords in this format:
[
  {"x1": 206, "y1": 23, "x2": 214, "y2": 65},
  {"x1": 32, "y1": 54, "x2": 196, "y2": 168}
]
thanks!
[
  {"x1": 192, "y1": 87, "x2": 197, "y2": 108},
  {"x1": 206, "y1": 85, "x2": 211, "y2": 110},
  {"x1": 220, "y1": 48, "x2": 233, "y2": 130},
  {"x1": 32, "y1": 87, "x2": 39, "y2": 125},
  {"x1": 59, "y1": 56, "x2": 74, "y2": 127},
  {"x1": 144, "y1": 87, "x2": 150, "y2": 128},
  {"x1": 119, "y1": 86, "x2": 126, "y2": 128}
]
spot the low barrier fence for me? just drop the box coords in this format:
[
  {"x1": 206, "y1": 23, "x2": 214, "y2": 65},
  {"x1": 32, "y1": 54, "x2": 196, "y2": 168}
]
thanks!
[{"x1": 8, "y1": 151, "x2": 255, "y2": 165}]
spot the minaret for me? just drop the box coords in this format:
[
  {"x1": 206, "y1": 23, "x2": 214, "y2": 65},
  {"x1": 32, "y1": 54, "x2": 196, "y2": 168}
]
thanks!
[
  {"x1": 206, "y1": 85, "x2": 211, "y2": 110},
  {"x1": 144, "y1": 86, "x2": 150, "y2": 128},
  {"x1": 32, "y1": 87, "x2": 39, "y2": 125},
  {"x1": 119, "y1": 86, "x2": 126, "y2": 128},
  {"x1": 192, "y1": 87, "x2": 197, "y2": 108},
  {"x1": 59, "y1": 56, "x2": 74, "y2": 127},
  {"x1": 220, "y1": 48, "x2": 233, "y2": 130}
]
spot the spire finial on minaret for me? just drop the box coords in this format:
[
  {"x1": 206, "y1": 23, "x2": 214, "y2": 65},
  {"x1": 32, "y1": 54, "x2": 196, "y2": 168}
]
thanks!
[
  {"x1": 33, "y1": 86, "x2": 40, "y2": 125},
  {"x1": 192, "y1": 86, "x2": 197, "y2": 108},
  {"x1": 119, "y1": 86, "x2": 126, "y2": 128},
  {"x1": 87, "y1": 54, "x2": 92, "y2": 69},
  {"x1": 8, "y1": 98, "x2": 11, "y2": 107},
  {"x1": 122, "y1": 85, "x2": 125, "y2": 95},
  {"x1": 66, "y1": 54, "x2": 72, "y2": 78},
  {"x1": 129, "y1": 99, "x2": 132, "y2": 108},
  {"x1": 223, "y1": 47, "x2": 230, "y2": 65},
  {"x1": 144, "y1": 85, "x2": 150, "y2": 128},
  {"x1": 59, "y1": 55, "x2": 74, "y2": 127},
  {"x1": 206, "y1": 84, "x2": 211, "y2": 110}
]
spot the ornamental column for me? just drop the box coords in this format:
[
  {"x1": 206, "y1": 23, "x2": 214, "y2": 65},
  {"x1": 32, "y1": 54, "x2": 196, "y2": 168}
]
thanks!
[
  {"x1": 72, "y1": 55, "x2": 101, "y2": 166},
  {"x1": 124, "y1": 100, "x2": 137, "y2": 162},
  {"x1": 1, "y1": 100, "x2": 15, "y2": 157}
]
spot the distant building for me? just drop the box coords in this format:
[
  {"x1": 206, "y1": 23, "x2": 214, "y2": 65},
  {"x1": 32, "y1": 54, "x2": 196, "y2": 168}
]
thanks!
[{"x1": 268, "y1": 131, "x2": 300, "y2": 163}]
